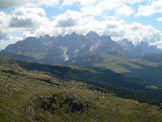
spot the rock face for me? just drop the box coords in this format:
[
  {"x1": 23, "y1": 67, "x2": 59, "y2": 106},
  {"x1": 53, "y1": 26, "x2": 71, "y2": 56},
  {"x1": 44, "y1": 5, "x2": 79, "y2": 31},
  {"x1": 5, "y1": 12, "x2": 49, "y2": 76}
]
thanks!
[{"x1": 1, "y1": 32, "x2": 161, "y2": 64}]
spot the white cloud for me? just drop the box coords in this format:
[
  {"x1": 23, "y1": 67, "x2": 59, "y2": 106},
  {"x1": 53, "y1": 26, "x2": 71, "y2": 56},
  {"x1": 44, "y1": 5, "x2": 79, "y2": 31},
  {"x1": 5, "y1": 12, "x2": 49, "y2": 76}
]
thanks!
[
  {"x1": 62, "y1": 0, "x2": 78, "y2": 6},
  {"x1": 103, "y1": 20, "x2": 162, "y2": 45},
  {"x1": 0, "y1": 7, "x2": 54, "y2": 49},
  {"x1": 136, "y1": 0, "x2": 162, "y2": 16},
  {"x1": 0, "y1": 12, "x2": 11, "y2": 29},
  {"x1": 0, "y1": 7, "x2": 162, "y2": 50},
  {"x1": 0, "y1": 0, "x2": 59, "y2": 9},
  {"x1": 62, "y1": 0, "x2": 98, "y2": 7},
  {"x1": 80, "y1": 7, "x2": 104, "y2": 16},
  {"x1": 54, "y1": 10, "x2": 78, "y2": 27},
  {"x1": 0, "y1": 12, "x2": 12, "y2": 50},
  {"x1": 62, "y1": 0, "x2": 136, "y2": 17},
  {"x1": 51, "y1": 10, "x2": 100, "y2": 36},
  {"x1": 115, "y1": 5, "x2": 134, "y2": 17},
  {"x1": 122, "y1": 0, "x2": 148, "y2": 4},
  {"x1": 157, "y1": 17, "x2": 162, "y2": 22},
  {"x1": 79, "y1": 0, "x2": 121, "y2": 17},
  {"x1": 62, "y1": 0, "x2": 147, "y2": 7},
  {"x1": 9, "y1": 7, "x2": 53, "y2": 37},
  {"x1": 9, "y1": 7, "x2": 47, "y2": 29}
]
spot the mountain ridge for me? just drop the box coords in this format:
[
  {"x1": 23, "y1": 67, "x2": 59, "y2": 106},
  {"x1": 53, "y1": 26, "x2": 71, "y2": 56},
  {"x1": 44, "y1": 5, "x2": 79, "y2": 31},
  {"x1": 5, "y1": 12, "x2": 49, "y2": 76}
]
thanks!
[{"x1": 1, "y1": 32, "x2": 161, "y2": 64}]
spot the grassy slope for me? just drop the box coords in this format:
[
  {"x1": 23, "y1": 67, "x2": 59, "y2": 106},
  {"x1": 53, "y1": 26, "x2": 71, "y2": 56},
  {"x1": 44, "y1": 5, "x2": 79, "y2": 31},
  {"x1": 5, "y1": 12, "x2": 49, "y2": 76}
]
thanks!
[
  {"x1": 67, "y1": 53, "x2": 158, "y2": 73},
  {"x1": 14, "y1": 58, "x2": 148, "y2": 90},
  {"x1": 0, "y1": 57, "x2": 162, "y2": 122},
  {"x1": 66, "y1": 53, "x2": 162, "y2": 86},
  {"x1": 2, "y1": 56, "x2": 162, "y2": 104}
]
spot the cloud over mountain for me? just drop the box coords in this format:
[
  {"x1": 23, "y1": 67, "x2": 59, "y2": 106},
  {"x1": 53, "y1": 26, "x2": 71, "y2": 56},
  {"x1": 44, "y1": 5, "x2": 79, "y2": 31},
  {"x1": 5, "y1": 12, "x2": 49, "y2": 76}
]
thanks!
[{"x1": 0, "y1": 0, "x2": 162, "y2": 50}]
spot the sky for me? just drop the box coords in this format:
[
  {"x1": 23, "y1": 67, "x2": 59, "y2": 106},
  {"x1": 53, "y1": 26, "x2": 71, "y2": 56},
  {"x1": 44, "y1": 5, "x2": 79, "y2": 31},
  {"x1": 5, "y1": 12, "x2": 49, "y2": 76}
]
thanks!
[{"x1": 0, "y1": 0, "x2": 162, "y2": 50}]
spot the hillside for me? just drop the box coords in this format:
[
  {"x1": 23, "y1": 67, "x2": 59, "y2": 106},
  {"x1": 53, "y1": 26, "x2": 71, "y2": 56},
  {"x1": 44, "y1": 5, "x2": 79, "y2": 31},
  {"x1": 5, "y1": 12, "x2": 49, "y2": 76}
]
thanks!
[
  {"x1": 66, "y1": 53, "x2": 162, "y2": 86},
  {"x1": 0, "y1": 56, "x2": 162, "y2": 122},
  {"x1": 141, "y1": 53, "x2": 162, "y2": 63},
  {"x1": 1, "y1": 56, "x2": 147, "y2": 90},
  {"x1": 1, "y1": 56, "x2": 162, "y2": 104}
]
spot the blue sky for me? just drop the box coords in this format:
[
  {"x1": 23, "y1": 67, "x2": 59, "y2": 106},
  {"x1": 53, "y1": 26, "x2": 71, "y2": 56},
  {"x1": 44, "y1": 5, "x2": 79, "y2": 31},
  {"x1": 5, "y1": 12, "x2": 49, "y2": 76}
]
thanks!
[{"x1": 0, "y1": 0, "x2": 162, "y2": 49}]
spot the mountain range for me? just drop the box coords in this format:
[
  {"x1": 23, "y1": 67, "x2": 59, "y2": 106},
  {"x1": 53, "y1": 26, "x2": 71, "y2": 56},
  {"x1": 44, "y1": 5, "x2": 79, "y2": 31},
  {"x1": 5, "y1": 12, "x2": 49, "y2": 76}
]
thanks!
[{"x1": 1, "y1": 32, "x2": 161, "y2": 64}]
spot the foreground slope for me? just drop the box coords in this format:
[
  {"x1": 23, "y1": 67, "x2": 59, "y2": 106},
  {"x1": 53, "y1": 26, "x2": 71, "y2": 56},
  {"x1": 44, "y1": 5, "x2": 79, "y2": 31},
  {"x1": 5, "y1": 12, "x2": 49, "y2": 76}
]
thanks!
[{"x1": 0, "y1": 56, "x2": 162, "y2": 122}]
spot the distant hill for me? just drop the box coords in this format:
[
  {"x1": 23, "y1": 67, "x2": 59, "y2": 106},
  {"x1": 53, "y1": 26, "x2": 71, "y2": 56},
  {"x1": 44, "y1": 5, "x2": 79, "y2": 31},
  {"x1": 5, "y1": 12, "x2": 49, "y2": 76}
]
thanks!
[
  {"x1": 66, "y1": 53, "x2": 162, "y2": 86},
  {"x1": 141, "y1": 53, "x2": 162, "y2": 63}
]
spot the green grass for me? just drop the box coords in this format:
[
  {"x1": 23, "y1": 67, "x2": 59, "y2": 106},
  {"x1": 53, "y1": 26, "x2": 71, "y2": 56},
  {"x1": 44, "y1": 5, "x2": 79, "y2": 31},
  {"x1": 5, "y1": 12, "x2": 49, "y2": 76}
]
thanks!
[
  {"x1": 0, "y1": 57, "x2": 162, "y2": 122},
  {"x1": 93, "y1": 54, "x2": 142, "y2": 73}
]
